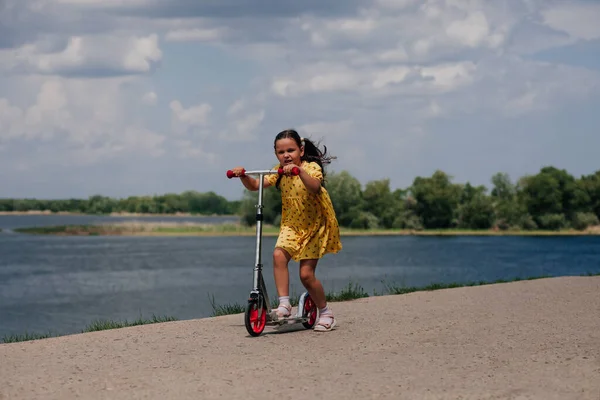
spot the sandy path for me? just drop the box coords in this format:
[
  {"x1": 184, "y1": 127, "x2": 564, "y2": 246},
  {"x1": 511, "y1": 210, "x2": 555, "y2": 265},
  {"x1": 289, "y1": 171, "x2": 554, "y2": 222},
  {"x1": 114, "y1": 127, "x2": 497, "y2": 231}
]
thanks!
[{"x1": 1, "y1": 276, "x2": 599, "y2": 400}]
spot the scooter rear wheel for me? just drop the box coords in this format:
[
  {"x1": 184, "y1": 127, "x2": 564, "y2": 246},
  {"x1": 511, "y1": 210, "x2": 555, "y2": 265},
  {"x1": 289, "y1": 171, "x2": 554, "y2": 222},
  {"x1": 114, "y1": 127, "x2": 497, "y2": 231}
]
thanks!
[
  {"x1": 245, "y1": 299, "x2": 267, "y2": 336},
  {"x1": 302, "y1": 294, "x2": 318, "y2": 329}
]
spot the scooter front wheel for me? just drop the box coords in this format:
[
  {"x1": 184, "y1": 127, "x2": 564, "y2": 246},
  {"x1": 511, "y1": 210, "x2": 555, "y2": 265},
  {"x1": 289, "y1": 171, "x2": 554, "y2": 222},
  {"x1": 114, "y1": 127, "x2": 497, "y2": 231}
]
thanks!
[{"x1": 245, "y1": 299, "x2": 267, "y2": 337}]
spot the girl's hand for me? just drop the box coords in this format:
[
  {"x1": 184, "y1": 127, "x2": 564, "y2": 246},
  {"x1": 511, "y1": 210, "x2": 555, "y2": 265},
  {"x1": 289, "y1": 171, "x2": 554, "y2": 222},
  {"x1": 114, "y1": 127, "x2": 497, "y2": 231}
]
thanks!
[
  {"x1": 230, "y1": 167, "x2": 246, "y2": 177},
  {"x1": 281, "y1": 163, "x2": 301, "y2": 175}
]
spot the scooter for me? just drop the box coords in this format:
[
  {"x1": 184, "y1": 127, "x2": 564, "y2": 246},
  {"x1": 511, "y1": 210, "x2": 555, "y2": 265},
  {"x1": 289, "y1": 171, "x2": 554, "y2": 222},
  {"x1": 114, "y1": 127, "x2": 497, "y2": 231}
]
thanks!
[{"x1": 226, "y1": 166, "x2": 318, "y2": 337}]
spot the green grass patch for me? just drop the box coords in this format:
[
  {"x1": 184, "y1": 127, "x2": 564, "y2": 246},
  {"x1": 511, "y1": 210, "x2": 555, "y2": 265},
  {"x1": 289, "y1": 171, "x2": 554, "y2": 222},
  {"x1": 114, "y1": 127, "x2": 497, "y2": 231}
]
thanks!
[
  {"x1": 2, "y1": 331, "x2": 53, "y2": 343},
  {"x1": 82, "y1": 314, "x2": 177, "y2": 332},
  {"x1": 326, "y1": 281, "x2": 370, "y2": 301},
  {"x1": 4, "y1": 273, "x2": 599, "y2": 343},
  {"x1": 2, "y1": 314, "x2": 178, "y2": 344},
  {"x1": 380, "y1": 275, "x2": 553, "y2": 295},
  {"x1": 208, "y1": 272, "x2": 600, "y2": 317},
  {"x1": 13, "y1": 223, "x2": 281, "y2": 236},
  {"x1": 208, "y1": 294, "x2": 246, "y2": 317}
]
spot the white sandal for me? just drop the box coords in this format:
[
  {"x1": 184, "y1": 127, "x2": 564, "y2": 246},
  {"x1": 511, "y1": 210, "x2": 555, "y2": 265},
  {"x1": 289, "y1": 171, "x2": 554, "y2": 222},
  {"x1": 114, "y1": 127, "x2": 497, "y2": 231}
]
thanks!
[
  {"x1": 314, "y1": 314, "x2": 336, "y2": 332},
  {"x1": 273, "y1": 304, "x2": 292, "y2": 319}
]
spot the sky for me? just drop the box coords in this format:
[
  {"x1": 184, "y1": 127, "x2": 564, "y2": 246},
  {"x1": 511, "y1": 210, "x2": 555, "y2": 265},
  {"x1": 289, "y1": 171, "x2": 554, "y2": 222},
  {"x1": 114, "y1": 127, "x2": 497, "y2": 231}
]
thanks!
[{"x1": 1, "y1": 0, "x2": 599, "y2": 201}]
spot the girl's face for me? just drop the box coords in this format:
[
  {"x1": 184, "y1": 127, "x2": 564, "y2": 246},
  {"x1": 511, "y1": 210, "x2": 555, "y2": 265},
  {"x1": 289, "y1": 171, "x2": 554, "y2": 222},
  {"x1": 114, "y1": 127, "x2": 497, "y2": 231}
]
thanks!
[{"x1": 274, "y1": 138, "x2": 304, "y2": 166}]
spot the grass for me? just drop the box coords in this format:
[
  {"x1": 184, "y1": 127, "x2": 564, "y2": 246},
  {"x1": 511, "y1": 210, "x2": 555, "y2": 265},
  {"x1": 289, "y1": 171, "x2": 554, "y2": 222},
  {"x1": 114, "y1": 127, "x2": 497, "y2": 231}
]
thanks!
[
  {"x1": 13, "y1": 223, "x2": 281, "y2": 236},
  {"x1": 12, "y1": 223, "x2": 600, "y2": 236},
  {"x1": 4, "y1": 273, "x2": 599, "y2": 344},
  {"x1": 83, "y1": 315, "x2": 178, "y2": 332},
  {"x1": 207, "y1": 273, "x2": 600, "y2": 317},
  {"x1": 2, "y1": 314, "x2": 177, "y2": 344},
  {"x1": 379, "y1": 275, "x2": 554, "y2": 295}
]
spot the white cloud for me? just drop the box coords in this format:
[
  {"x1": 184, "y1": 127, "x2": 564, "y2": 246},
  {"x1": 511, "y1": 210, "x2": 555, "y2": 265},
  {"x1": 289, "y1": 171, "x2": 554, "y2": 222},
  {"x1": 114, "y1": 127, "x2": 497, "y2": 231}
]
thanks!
[
  {"x1": 372, "y1": 66, "x2": 412, "y2": 89},
  {"x1": 52, "y1": 0, "x2": 149, "y2": 5},
  {"x1": 142, "y1": 91, "x2": 157, "y2": 105},
  {"x1": 445, "y1": 11, "x2": 495, "y2": 48},
  {"x1": 165, "y1": 28, "x2": 228, "y2": 42},
  {"x1": 0, "y1": 76, "x2": 166, "y2": 167},
  {"x1": 219, "y1": 97, "x2": 266, "y2": 142},
  {"x1": 169, "y1": 100, "x2": 212, "y2": 133},
  {"x1": 297, "y1": 120, "x2": 354, "y2": 140},
  {"x1": 227, "y1": 99, "x2": 246, "y2": 116},
  {"x1": 7, "y1": 34, "x2": 162, "y2": 76},
  {"x1": 271, "y1": 60, "x2": 477, "y2": 98},
  {"x1": 0, "y1": 99, "x2": 25, "y2": 141},
  {"x1": 420, "y1": 61, "x2": 477, "y2": 91},
  {"x1": 2, "y1": 0, "x2": 600, "y2": 199},
  {"x1": 376, "y1": 0, "x2": 418, "y2": 10},
  {"x1": 542, "y1": 3, "x2": 600, "y2": 41}
]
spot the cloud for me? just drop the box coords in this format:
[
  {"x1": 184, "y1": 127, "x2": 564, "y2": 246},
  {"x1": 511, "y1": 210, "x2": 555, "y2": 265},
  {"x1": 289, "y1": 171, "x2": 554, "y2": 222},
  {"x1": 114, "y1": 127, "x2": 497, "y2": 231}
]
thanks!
[
  {"x1": 0, "y1": 76, "x2": 166, "y2": 167},
  {"x1": 541, "y1": 2, "x2": 600, "y2": 41},
  {"x1": 2, "y1": 0, "x2": 600, "y2": 199},
  {"x1": 165, "y1": 28, "x2": 229, "y2": 42},
  {"x1": 5, "y1": 34, "x2": 162, "y2": 77},
  {"x1": 96, "y1": 0, "x2": 367, "y2": 19},
  {"x1": 169, "y1": 100, "x2": 212, "y2": 134},
  {"x1": 218, "y1": 97, "x2": 266, "y2": 142},
  {"x1": 142, "y1": 91, "x2": 157, "y2": 105},
  {"x1": 270, "y1": 60, "x2": 477, "y2": 98}
]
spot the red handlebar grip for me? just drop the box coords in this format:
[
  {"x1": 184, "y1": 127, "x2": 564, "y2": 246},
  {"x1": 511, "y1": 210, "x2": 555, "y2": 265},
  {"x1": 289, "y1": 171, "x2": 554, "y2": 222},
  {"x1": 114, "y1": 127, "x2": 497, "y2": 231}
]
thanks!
[
  {"x1": 226, "y1": 169, "x2": 246, "y2": 178},
  {"x1": 278, "y1": 166, "x2": 300, "y2": 176}
]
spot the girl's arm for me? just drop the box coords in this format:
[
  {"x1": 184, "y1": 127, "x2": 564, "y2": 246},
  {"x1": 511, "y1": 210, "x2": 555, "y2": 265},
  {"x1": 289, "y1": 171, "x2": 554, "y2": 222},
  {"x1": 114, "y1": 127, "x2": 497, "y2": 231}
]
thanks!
[
  {"x1": 282, "y1": 164, "x2": 321, "y2": 194},
  {"x1": 230, "y1": 166, "x2": 273, "y2": 191},
  {"x1": 239, "y1": 175, "x2": 273, "y2": 191},
  {"x1": 299, "y1": 169, "x2": 321, "y2": 194}
]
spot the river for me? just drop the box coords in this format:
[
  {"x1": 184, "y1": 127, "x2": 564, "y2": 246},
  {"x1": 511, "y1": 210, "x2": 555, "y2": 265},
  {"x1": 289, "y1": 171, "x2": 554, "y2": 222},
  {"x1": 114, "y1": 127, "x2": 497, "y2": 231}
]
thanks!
[{"x1": 1, "y1": 215, "x2": 599, "y2": 338}]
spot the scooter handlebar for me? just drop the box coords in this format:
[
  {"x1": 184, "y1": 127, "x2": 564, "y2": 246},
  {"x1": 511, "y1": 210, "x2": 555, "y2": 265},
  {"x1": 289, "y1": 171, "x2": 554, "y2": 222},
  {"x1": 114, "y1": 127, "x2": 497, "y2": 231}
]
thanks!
[
  {"x1": 226, "y1": 166, "x2": 300, "y2": 179},
  {"x1": 277, "y1": 166, "x2": 300, "y2": 176},
  {"x1": 226, "y1": 169, "x2": 245, "y2": 179}
]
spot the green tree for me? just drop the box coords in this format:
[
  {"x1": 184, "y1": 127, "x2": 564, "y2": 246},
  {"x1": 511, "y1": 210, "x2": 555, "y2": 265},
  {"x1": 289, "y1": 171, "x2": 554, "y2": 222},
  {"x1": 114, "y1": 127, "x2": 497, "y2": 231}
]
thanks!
[
  {"x1": 362, "y1": 179, "x2": 404, "y2": 229},
  {"x1": 579, "y1": 170, "x2": 600, "y2": 218},
  {"x1": 410, "y1": 170, "x2": 462, "y2": 229},
  {"x1": 490, "y1": 173, "x2": 531, "y2": 229},
  {"x1": 326, "y1": 171, "x2": 364, "y2": 227},
  {"x1": 518, "y1": 167, "x2": 587, "y2": 229},
  {"x1": 457, "y1": 183, "x2": 495, "y2": 229},
  {"x1": 239, "y1": 186, "x2": 282, "y2": 226}
]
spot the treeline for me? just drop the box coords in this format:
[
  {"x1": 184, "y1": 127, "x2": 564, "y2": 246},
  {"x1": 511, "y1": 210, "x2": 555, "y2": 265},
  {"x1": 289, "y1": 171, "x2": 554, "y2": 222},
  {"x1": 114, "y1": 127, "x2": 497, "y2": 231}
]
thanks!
[
  {"x1": 238, "y1": 166, "x2": 600, "y2": 231},
  {"x1": 0, "y1": 191, "x2": 240, "y2": 216},
  {"x1": 2, "y1": 166, "x2": 600, "y2": 231}
]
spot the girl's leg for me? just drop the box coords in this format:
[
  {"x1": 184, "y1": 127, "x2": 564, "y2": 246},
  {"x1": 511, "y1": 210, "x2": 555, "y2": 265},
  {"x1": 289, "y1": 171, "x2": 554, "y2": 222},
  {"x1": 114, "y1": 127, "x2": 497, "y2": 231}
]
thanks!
[
  {"x1": 299, "y1": 259, "x2": 336, "y2": 331},
  {"x1": 298, "y1": 259, "x2": 326, "y2": 308},
  {"x1": 272, "y1": 247, "x2": 292, "y2": 317}
]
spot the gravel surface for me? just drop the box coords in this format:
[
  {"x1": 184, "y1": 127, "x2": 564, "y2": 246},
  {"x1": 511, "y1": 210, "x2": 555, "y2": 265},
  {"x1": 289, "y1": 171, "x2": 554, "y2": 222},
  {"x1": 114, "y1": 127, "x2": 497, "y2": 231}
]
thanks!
[{"x1": 1, "y1": 276, "x2": 599, "y2": 400}]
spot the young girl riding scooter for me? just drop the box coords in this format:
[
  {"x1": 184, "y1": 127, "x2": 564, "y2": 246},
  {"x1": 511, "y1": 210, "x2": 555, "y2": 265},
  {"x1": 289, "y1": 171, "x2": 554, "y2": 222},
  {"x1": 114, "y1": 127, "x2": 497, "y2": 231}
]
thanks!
[{"x1": 229, "y1": 129, "x2": 342, "y2": 332}]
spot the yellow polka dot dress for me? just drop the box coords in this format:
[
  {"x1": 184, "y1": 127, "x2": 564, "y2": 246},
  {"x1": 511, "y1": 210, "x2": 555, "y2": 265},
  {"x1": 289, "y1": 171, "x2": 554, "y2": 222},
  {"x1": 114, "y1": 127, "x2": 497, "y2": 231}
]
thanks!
[{"x1": 266, "y1": 161, "x2": 342, "y2": 262}]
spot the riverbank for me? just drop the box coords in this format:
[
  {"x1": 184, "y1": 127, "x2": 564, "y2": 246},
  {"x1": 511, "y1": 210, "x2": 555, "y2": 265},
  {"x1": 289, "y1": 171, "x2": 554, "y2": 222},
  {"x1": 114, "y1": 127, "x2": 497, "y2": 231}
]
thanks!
[
  {"x1": 4, "y1": 273, "x2": 599, "y2": 344},
  {"x1": 2, "y1": 275, "x2": 599, "y2": 399},
  {"x1": 11, "y1": 221, "x2": 600, "y2": 236},
  {"x1": 0, "y1": 210, "x2": 230, "y2": 217}
]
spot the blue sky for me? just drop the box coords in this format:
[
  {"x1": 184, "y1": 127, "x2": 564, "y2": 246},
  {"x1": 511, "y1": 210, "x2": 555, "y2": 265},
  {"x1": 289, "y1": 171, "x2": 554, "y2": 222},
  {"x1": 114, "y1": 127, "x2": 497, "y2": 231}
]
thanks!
[{"x1": 1, "y1": 0, "x2": 599, "y2": 200}]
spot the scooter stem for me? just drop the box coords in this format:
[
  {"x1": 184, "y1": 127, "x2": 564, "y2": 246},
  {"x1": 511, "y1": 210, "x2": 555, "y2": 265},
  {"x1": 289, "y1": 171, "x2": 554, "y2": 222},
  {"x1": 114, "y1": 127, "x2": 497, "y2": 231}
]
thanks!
[{"x1": 252, "y1": 173, "x2": 265, "y2": 292}]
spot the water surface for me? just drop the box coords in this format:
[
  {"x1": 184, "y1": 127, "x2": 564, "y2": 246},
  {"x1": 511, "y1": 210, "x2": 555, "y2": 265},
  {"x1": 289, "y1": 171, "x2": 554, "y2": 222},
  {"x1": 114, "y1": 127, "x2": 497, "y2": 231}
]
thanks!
[{"x1": 1, "y1": 215, "x2": 599, "y2": 338}]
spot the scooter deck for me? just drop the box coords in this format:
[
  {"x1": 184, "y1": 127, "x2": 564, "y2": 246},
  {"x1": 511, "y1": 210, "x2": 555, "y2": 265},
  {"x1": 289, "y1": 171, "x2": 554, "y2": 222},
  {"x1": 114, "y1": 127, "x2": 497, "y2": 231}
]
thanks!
[{"x1": 265, "y1": 311, "x2": 309, "y2": 326}]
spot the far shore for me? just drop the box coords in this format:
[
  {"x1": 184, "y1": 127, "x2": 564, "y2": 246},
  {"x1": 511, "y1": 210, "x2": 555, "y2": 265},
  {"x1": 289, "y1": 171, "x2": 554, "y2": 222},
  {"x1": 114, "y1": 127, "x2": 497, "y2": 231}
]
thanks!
[
  {"x1": 0, "y1": 211, "x2": 234, "y2": 217},
  {"x1": 9, "y1": 221, "x2": 600, "y2": 237}
]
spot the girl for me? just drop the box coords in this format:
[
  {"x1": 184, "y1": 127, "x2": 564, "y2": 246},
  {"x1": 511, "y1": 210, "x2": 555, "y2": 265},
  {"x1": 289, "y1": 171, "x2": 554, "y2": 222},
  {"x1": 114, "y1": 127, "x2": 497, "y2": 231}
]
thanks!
[{"x1": 230, "y1": 129, "x2": 342, "y2": 332}]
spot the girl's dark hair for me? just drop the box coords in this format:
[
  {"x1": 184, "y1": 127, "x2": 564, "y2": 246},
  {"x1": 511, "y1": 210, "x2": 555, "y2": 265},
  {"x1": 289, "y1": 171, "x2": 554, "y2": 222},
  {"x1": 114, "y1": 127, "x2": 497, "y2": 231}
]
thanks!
[{"x1": 273, "y1": 129, "x2": 336, "y2": 190}]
